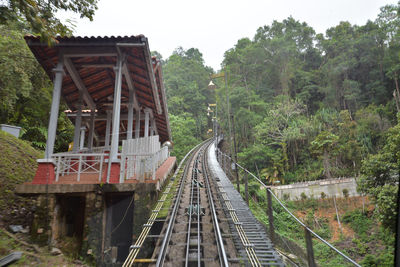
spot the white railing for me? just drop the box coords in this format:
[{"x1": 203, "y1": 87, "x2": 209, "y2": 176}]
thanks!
[
  {"x1": 53, "y1": 152, "x2": 106, "y2": 182},
  {"x1": 120, "y1": 146, "x2": 169, "y2": 182}
]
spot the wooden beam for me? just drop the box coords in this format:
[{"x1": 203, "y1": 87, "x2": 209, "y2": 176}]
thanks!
[
  {"x1": 122, "y1": 63, "x2": 140, "y2": 110},
  {"x1": 61, "y1": 47, "x2": 117, "y2": 58},
  {"x1": 67, "y1": 112, "x2": 148, "y2": 121},
  {"x1": 142, "y1": 38, "x2": 162, "y2": 114},
  {"x1": 64, "y1": 57, "x2": 96, "y2": 110}
]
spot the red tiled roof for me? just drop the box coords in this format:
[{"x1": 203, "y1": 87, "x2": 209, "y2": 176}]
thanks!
[{"x1": 25, "y1": 35, "x2": 171, "y2": 143}]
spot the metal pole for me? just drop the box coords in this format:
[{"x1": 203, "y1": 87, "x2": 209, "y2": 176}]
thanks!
[
  {"x1": 244, "y1": 172, "x2": 249, "y2": 205},
  {"x1": 144, "y1": 109, "x2": 150, "y2": 138},
  {"x1": 45, "y1": 57, "x2": 64, "y2": 158},
  {"x1": 109, "y1": 55, "x2": 123, "y2": 162},
  {"x1": 72, "y1": 91, "x2": 83, "y2": 152},
  {"x1": 266, "y1": 189, "x2": 275, "y2": 244},
  {"x1": 224, "y1": 70, "x2": 232, "y2": 157},
  {"x1": 305, "y1": 227, "x2": 317, "y2": 267},
  {"x1": 135, "y1": 107, "x2": 141, "y2": 138},
  {"x1": 88, "y1": 109, "x2": 95, "y2": 151},
  {"x1": 231, "y1": 114, "x2": 240, "y2": 193},
  {"x1": 127, "y1": 89, "x2": 134, "y2": 139},
  {"x1": 79, "y1": 127, "x2": 85, "y2": 150},
  {"x1": 395, "y1": 160, "x2": 400, "y2": 267},
  {"x1": 105, "y1": 110, "x2": 111, "y2": 148}
]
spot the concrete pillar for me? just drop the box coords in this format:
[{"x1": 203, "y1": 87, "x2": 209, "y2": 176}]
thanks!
[
  {"x1": 80, "y1": 127, "x2": 86, "y2": 150},
  {"x1": 152, "y1": 118, "x2": 158, "y2": 136},
  {"x1": 105, "y1": 110, "x2": 112, "y2": 148},
  {"x1": 44, "y1": 58, "x2": 64, "y2": 159},
  {"x1": 144, "y1": 109, "x2": 150, "y2": 138},
  {"x1": 109, "y1": 56, "x2": 123, "y2": 162},
  {"x1": 72, "y1": 92, "x2": 83, "y2": 152},
  {"x1": 127, "y1": 89, "x2": 134, "y2": 140},
  {"x1": 88, "y1": 110, "x2": 95, "y2": 151},
  {"x1": 135, "y1": 108, "x2": 141, "y2": 138}
]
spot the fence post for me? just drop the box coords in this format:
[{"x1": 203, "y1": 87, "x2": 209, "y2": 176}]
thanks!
[
  {"x1": 266, "y1": 188, "x2": 275, "y2": 244},
  {"x1": 99, "y1": 155, "x2": 104, "y2": 182},
  {"x1": 305, "y1": 227, "x2": 316, "y2": 267},
  {"x1": 77, "y1": 154, "x2": 82, "y2": 182},
  {"x1": 56, "y1": 156, "x2": 61, "y2": 182},
  {"x1": 244, "y1": 172, "x2": 249, "y2": 205}
]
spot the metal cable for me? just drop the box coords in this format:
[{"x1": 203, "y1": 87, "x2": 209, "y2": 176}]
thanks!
[{"x1": 216, "y1": 145, "x2": 361, "y2": 267}]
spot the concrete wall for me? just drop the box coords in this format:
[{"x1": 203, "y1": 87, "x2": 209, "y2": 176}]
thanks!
[
  {"x1": 1, "y1": 124, "x2": 21, "y2": 138},
  {"x1": 271, "y1": 178, "x2": 359, "y2": 200}
]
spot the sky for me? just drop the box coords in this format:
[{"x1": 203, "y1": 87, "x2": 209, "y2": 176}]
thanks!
[{"x1": 59, "y1": 0, "x2": 398, "y2": 71}]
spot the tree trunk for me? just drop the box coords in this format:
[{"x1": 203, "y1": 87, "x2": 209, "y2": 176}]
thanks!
[
  {"x1": 394, "y1": 74, "x2": 400, "y2": 113},
  {"x1": 394, "y1": 90, "x2": 400, "y2": 113},
  {"x1": 394, "y1": 73, "x2": 400, "y2": 106},
  {"x1": 323, "y1": 149, "x2": 331, "y2": 179}
]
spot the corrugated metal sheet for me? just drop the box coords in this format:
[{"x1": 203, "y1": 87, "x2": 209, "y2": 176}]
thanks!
[{"x1": 25, "y1": 35, "x2": 171, "y2": 143}]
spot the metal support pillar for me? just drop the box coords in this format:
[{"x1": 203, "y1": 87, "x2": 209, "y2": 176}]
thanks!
[
  {"x1": 80, "y1": 127, "x2": 86, "y2": 150},
  {"x1": 135, "y1": 108, "x2": 141, "y2": 138},
  {"x1": 105, "y1": 110, "x2": 111, "y2": 148},
  {"x1": 144, "y1": 109, "x2": 150, "y2": 138},
  {"x1": 231, "y1": 114, "x2": 240, "y2": 193},
  {"x1": 244, "y1": 172, "x2": 249, "y2": 205},
  {"x1": 109, "y1": 55, "x2": 124, "y2": 163},
  {"x1": 266, "y1": 188, "x2": 275, "y2": 244},
  {"x1": 88, "y1": 110, "x2": 95, "y2": 151},
  {"x1": 44, "y1": 57, "x2": 64, "y2": 158},
  {"x1": 72, "y1": 91, "x2": 83, "y2": 152},
  {"x1": 127, "y1": 89, "x2": 134, "y2": 139},
  {"x1": 305, "y1": 228, "x2": 316, "y2": 267}
]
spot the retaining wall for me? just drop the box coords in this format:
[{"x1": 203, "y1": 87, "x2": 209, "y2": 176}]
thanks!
[{"x1": 270, "y1": 178, "x2": 359, "y2": 200}]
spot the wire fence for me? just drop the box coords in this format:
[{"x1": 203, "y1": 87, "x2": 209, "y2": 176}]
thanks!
[{"x1": 214, "y1": 137, "x2": 360, "y2": 267}]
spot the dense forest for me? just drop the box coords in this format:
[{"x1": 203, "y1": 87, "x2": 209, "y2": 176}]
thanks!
[
  {"x1": 161, "y1": 3, "x2": 400, "y2": 265},
  {"x1": 0, "y1": 0, "x2": 399, "y2": 265}
]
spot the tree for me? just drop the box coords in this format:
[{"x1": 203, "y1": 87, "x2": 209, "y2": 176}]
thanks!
[
  {"x1": 0, "y1": 0, "x2": 98, "y2": 42},
  {"x1": 169, "y1": 114, "x2": 200, "y2": 162},
  {"x1": 358, "y1": 117, "x2": 400, "y2": 231},
  {"x1": 163, "y1": 47, "x2": 213, "y2": 138},
  {"x1": 310, "y1": 131, "x2": 339, "y2": 179}
]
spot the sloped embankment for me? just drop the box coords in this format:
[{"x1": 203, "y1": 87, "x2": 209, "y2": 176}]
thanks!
[{"x1": 0, "y1": 130, "x2": 42, "y2": 227}]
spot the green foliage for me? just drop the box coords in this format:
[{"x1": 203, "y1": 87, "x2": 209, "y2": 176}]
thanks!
[
  {"x1": 342, "y1": 188, "x2": 349, "y2": 198},
  {"x1": 359, "y1": 117, "x2": 400, "y2": 231},
  {"x1": 0, "y1": 131, "x2": 42, "y2": 226},
  {"x1": 169, "y1": 114, "x2": 200, "y2": 162},
  {"x1": 342, "y1": 210, "x2": 372, "y2": 240},
  {"x1": 0, "y1": 0, "x2": 98, "y2": 42}
]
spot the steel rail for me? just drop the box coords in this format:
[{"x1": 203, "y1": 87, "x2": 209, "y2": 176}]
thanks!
[
  {"x1": 123, "y1": 140, "x2": 205, "y2": 267},
  {"x1": 196, "y1": 158, "x2": 201, "y2": 267},
  {"x1": 202, "y1": 142, "x2": 230, "y2": 267},
  {"x1": 216, "y1": 145, "x2": 361, "y2": 267},
  {"x1": 155, "y1": 140, "x2": 210, "y2": 267},
  {"x1": 184, "y1": 156, "x2": 196, "y2": 267}
]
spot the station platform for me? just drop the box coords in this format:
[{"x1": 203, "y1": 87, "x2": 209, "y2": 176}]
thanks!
[{"x1": 16, "y1": 156, "x2": 176, "y2": 194}]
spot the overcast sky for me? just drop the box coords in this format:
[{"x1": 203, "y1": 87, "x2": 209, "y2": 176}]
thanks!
[{"x1": 59, "y1": 0, "x2": 398, "y2": 70}]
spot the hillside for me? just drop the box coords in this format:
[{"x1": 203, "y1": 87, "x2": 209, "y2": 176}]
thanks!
[{"x1": 0, "y1": 130, "x2": 42, "y2": 228}]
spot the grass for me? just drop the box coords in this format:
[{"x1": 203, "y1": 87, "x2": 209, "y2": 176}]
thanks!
[
  {"x1": 0, "y1": 228, "x2": 84, "y2": 266},
  {"x1": 156, "y1": 168, "x2": 183, "y2": 219},
  {"x1": 0, "y1": 131, "x2": 43, "y2": 227},
  {"x1": 239, "y1": 181, "x2": 395, "y2": 266}
]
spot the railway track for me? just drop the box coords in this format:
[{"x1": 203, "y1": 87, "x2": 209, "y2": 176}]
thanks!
[
  {"x1": 154, "y1": 140, "x2": 237, "y2": 266},
  {"x1": 123, "y1": 139, "x2": 283, "y2": 266}
]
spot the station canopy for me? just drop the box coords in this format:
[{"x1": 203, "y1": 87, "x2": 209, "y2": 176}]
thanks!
[{"x1": 25, "y1": 35, "x2": 171, "y2": 144}]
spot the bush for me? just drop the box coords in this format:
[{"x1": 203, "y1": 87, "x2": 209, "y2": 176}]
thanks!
[
  {"x1": 342, "y1": 188, "x2": 349, "y2": 198},
  {"x1": 342, "y1": 210, "x2": 371, "y2": 241}
]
